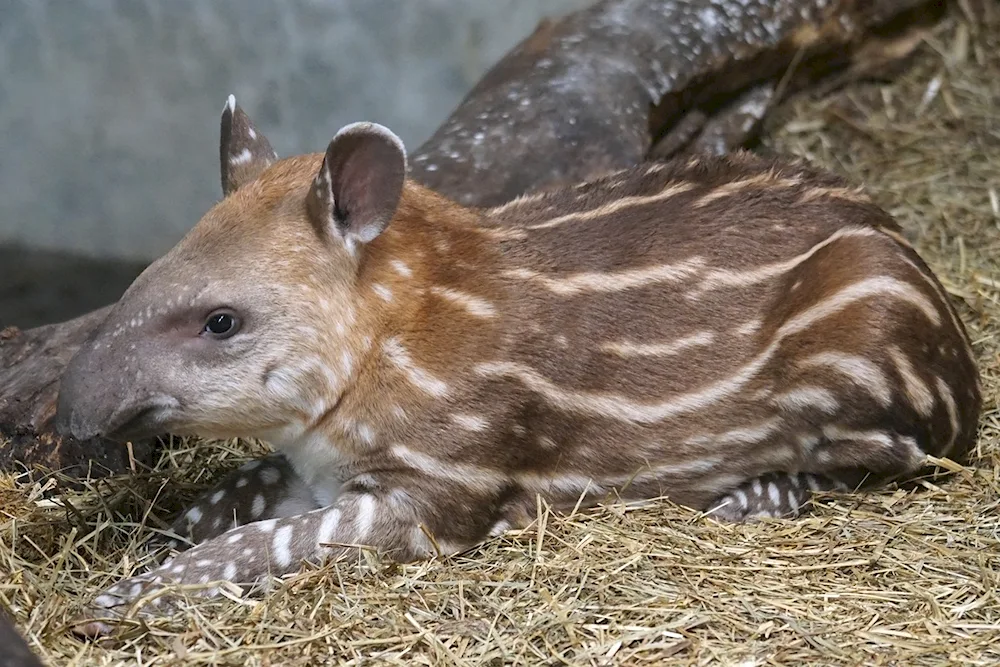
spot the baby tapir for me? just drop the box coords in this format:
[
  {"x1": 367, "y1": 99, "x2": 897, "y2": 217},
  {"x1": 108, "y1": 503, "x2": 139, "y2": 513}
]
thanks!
[{"x1": 55, "y1": 95, "x2": 980, "y2": 634}]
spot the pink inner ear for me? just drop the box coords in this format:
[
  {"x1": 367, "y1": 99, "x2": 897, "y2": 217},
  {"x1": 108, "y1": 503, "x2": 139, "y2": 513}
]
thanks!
[{"x1": 324, "y1": 127, "x2": 406, "y2": 243}]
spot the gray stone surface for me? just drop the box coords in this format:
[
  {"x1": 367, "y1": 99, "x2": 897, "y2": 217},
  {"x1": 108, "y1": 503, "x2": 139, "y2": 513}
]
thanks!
[{"x1": 0, "y1": 0, "x2": 589, "y2": 262}]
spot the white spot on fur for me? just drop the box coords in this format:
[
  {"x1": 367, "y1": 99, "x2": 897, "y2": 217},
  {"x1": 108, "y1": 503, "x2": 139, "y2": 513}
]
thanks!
[
  {"x1": 429, "y1": 286, "x2": 497, "y2": 318},
  {"x1": 382, "y1": 337, "x2": 450, "y2": 397},
  {"x1": 273, "y1": 526, "x2": 293, "y2": 568},
  {"x1": 450, "y1": 413, "x2": 489, "y2": 431},
  {"x1": 227, "y1": 532, "x2": 243, "y2": 544},
  {"x1": 231, "y1": 148, "x2": 253, "y2": 165},
  {"x1": 317, "y1": 508, "x2": 341, "y2": 545},
  {"x1": 260, "y1": 466, "x2": 281, "y2": 485},
  {"x1": 391, "y1": 260, "x2": 413, "y2": 278},
  {"x1": 210, "y1": 490, "x2": 225, "y2": 505},
  {"x1": 797, "y1": 433, "x2": 821, "y2": 453},
  {"x1": 236, "y1": 476, "x2": 248, "y2": 488},
  {"x1": 537, "y1": 435, "x2": 557, "y2": 449},
  {"x1": 95, "y1": 594, "x2": 118, "y2": 608},
  {"x1": 799, "y1": 352, "x2": 893, "y2": 407},
  {"x1": 247, "y1": 127, "x2": 256, "y2": 140},
  {"x1": 822, "y1": 425, "x2": 894, "y2": 450},
  {"x1": 356, "y1": 422, "x2": 376, "y2": 444},
  {"x1": 186, "y1": 507, "x2": 203, "y2": 524},
  {"x1": 693, "y1": 173, "x2": 802, "y2": 209},
  {"x1": 601, "y1": 331, "x2": 715, "y2": 358},
  {"x1": 252, "y1": 494, "x2": 266, "y2": 518},
  {"x1": 224, "y1": 563, "x2": 237, "y2": 580},
  {"x1": 935, "y1": 377, "x2": 960, "y2": 456},
  {"x1": 354, "y1": 495, "x2": 377, "y2": 538},
  {"x1": 767, "y1": 482, "x2": 781, "y2": 507},
  {"x1": 527, "y1": 181, "x2": 697, "y2": 230},
  {"x1": 489, "y1": 520, "x2": 511, "y2": 537},
  {"x1": 772, "y1": 387, "x2": 840, "y2": 414},
  {"x1": 889, "y1": 345, "x2": 936, "y2": 417},
  {"x1": 688, "y1": 418, "x2": 783, "y2": 447},
  {"x1": 507, "y1": 259, "x2": 704, "y2": 296},
  {"x1": 373, "y1": 283, "x2": 393, "y2": 302},
  {"x1": 392, "y1": 444, "x2": 503, "y2": 490}
]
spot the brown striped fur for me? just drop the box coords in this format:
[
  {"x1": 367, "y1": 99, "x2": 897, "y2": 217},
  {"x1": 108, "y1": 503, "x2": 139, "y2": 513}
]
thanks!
[{"x1": 54, "y1": 99, "x2": 981, "y2": 633}]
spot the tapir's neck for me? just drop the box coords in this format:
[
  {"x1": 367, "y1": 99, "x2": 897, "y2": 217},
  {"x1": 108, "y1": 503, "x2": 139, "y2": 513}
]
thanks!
[{"x1": 269, "y1": 184, "x2": 517, "y2": 475}]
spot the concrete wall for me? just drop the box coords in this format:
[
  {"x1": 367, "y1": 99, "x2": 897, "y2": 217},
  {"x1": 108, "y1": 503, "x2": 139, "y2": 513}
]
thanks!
[{"x1": 0, "y1": 0, "x2": 590, "y2": 262}]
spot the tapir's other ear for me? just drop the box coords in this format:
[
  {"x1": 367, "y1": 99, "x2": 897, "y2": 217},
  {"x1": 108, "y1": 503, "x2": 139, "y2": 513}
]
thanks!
[
  {"x1": 219, "y1": 94, "x2": 279, "y2": 197},
  {"x1": 306, "y1": 122, "x2": 407, "y2": 247}
]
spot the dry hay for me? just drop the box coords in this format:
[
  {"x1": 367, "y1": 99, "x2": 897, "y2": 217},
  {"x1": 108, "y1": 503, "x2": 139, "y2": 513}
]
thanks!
[{"x1": 2, "y1": 10, "x2": 999, "y2": 667}]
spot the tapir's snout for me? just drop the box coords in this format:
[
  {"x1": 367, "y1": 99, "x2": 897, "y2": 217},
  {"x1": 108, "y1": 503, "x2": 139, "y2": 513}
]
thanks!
[
  {"x1": 53, "y1": 396, "x2": 100, "y2": 441},
  {"x1": 54, "y1": 337, "x2": 178, "y2": 442},
  {"x1": 54, "y1": 345, "x2": 117, "y2": 440}
]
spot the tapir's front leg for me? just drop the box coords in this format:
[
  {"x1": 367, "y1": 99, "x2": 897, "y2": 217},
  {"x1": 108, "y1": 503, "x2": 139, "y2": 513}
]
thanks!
[
  {"x1": 149, "y1": 453, "x2": 329, "y2": 555},
  {"x1": 74, "y1": 472, "x2": 500, "y2": 637}
]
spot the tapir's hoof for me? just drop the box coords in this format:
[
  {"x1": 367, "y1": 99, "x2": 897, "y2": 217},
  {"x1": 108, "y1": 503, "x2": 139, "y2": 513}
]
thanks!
[
  {"x1": 70, "y1": 617, "x2": 117, "y2": 639},
  {"x1": 70, "y1": 575, "x2": 170, "y2": 638}
]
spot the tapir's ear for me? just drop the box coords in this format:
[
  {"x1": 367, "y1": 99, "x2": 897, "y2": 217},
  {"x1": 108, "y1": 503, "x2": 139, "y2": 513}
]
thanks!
[
  {"x1": 306, "y1": 122, "x2": 407, "y2": 247},
  {"x1": 219, "y1": 94, "x2": 279, "y2": 197}
]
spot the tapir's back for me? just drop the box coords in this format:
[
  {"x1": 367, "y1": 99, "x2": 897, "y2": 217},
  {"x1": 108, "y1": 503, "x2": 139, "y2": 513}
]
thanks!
[{"x1": 473, "y1": 152, "x2": 980, "y2": 510}]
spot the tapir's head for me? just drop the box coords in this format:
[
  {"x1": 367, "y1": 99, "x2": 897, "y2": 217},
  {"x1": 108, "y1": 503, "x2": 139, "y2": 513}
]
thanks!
[{"x1": 55, "y1": 96, "x2": 408, "y2": 442}]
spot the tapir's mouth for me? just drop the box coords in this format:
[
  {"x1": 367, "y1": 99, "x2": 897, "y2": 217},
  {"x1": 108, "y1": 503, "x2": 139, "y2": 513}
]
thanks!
[
  {"x1": 104, "y1": 407, "x2": 165, "y2": 441},
  {"x1": 102, "y1": 396, "x2": 179, "y2": 442}
]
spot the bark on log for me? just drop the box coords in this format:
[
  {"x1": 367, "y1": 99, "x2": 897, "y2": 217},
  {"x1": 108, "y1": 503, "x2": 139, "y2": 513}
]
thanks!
[{"x1": 0, "y1": 0, "x2": 947, "y2": 479}]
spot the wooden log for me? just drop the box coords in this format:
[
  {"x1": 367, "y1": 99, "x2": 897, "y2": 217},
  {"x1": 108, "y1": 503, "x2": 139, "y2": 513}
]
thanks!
[{"x1": 0, "y1": 0, "x2": 946, "y2": 479}]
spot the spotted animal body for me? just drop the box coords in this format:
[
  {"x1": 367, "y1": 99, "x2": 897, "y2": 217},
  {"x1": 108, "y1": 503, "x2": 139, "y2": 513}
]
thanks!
[{"x1": 55, "y1": 95, "x2": 980, "y2": 634}]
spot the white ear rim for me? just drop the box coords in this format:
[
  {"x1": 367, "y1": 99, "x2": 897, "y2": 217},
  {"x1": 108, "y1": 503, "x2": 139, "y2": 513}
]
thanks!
[
  {"x1": 332, "y1": 121, "x2": 408, "y2": 175},
  {"x1": 225, "y1": 93, "x2": 237, "y2": 114}
]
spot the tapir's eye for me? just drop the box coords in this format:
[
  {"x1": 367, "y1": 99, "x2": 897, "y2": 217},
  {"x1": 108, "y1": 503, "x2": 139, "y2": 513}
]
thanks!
[{"x1": 202, "y1": 311, "x2": 241, "y2": 339}]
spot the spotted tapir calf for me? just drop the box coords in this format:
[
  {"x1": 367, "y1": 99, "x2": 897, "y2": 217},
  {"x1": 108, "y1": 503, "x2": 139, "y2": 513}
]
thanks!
[{"x1": 55, "y1": 95, "x2": 981, "y2": 635}]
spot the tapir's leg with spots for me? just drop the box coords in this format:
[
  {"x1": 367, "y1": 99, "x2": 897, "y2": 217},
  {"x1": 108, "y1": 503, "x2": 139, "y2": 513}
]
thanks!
[
  {"x1": 74, "y1": 471, "x2": 493, "y2": 637},
  {"x1": 150, "y1": 454, "x2": 331, "y2": 553},
  {"x1": 706, "y1": 472, "x2": 851, "y2": 522}
]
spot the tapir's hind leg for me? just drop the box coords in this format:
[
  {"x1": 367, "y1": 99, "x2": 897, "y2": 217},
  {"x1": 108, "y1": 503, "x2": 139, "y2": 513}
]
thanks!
[
  {"x1": 706, "y1": 471, "x2": 851, "y2": 522},
  {"x1": 148, "y1": 454, "x2": 328, "y2": 553}
]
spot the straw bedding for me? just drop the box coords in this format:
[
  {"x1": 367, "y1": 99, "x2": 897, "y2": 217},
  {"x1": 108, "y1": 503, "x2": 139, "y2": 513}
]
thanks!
[{"x1": 2, "y1": 10, "x2": 998, "y2": 666}]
